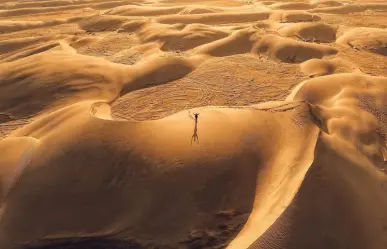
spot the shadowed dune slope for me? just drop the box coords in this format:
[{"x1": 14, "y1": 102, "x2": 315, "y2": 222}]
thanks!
[
  {"x1": 254, "y1": 34, "x2": 337, "y2": 63},
  {"x1": 277, "y1": 22, "x2": 337, "y2": 43},
  {"x1": 1, "y1": 73, "x2": 386, "y2": 249},
  {"x1": 0, "y1": 51, "x2": 128, "y2": 118},
  {"x1": 1, "y1": 100, "x2": 319, "y2": 249},
  {"x1": 300, "y1": 58, "x2": 362, "y2": 77},
  {"x1": 336, "y1": 27, "x2": 387, "y2": 55}
]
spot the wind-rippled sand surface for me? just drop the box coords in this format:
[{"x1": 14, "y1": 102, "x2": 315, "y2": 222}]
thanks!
[{"x1": 0, "y1": 0, "x2": 387, "y2": 248}]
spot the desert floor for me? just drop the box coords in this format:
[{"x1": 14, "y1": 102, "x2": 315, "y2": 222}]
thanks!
[{"x1": 0, "y1": 0, "x2": 387, "y2": 248}]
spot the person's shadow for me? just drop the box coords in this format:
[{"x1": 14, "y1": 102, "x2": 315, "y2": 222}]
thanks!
[{"x1": 191, "y1": 113, "x2": 199, "y2": 145}]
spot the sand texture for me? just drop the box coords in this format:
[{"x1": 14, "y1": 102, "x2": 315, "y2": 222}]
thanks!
[{"x1": 0, "y1": 0, "x2": 387, "y2": 248}]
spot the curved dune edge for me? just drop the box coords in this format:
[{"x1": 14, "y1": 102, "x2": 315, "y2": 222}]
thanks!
[
  {"x1": 3, "y1": 72, "x2": 386, "y2": 249},
  {"x1": 247, "y1": 73, "x2": 387, "y2": 249},
  {"x1": 2, "y1": 98, "x2": 320, "y2": 249},
  {"x1": 0, "y1": 73, "x2": 386, "y2": 246},
  {"x1": 247, "y1": 133, "x2": 387, "y2": 249},
  {"x1": 89, "y1": 100, "x2": 319, "y2": 249},
  {"x1": 0, "y1": 136, "x2": 40, "y2": 204},
  {"x1": 300, "y1": 58, "x2": 363, "y2": 77},
  {"x1": 85, "y1": 74, "x2": 387, "y2": 248}
]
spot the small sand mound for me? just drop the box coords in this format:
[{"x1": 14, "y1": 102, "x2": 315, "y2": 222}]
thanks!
[
  {"x1": 317, "y1": 0, "x2": 345, "y2": 7},
  {"x1": 193, "y1": 29, "x2": 254, "y2": 57},
  {"x1": 337, "y1": 27, "x2": 387, "y2": 56},
  {"x1": 311, "y1": 2, "x2": 387, "y2": 14},
  {"x1": 117, "y1": 19, "x2": 149, "y2": 33},
  {"x1": 270, "y1": 2, "x2": 317, "y2": 10},
  {"x1": 311, "y1": 4, "x2": 366, "y2": 14},
  {"x1": 121, "y1": 53, "x2": 196, "y2": 93},
  {"x1": 278, "y1": 22, "x2": 337, "y2": 43},
  {"x1": 300, "y1": 58, "x2": 362, "y2": 77},
  {"x1": 78, "y1": 15, "x2": 131, "y2": 32},
  {"x1": 179, "y1": 6, "x2": 221, "y2": 14},
  {"x1": 159, "y1": 24, "x2": 229, "y2": 51},
  {"x1": 254, "y1": 34, "x2": 337, "y2": 63},
  {"x1": 270, "y1": 10, "x2": 321, "y2": 23},
  {"x1": 260, "y1": 1, "x2": 276, "y2": 5},
  {"x1": 104, "y1": 5, "x2": 185, "y2": 16},
  {"x1": 155, "y1": 12, "x2": 271, "y2": 25},
  {"x1": 363, "y1": 3, "x2": 387, "y2": 11},
  {"x1": 66, "y1": 36, "x2": 102, "y2": 50},
  {"x1": 117, "y1": 21, "x2": 228, "y2": 51}
]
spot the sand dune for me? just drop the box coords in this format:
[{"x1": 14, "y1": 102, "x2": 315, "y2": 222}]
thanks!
[
  {"x1": 269, "y1": 10, "x2": 320, "y2": 22},
  {"x1": 254, "y1": 34, "x2": 337, "y2": 62},
  {"x1": 0, "y1": 19, "x2": 67, "y2": 33},
  {"x1": 156, "y1": 11, "x2": 272, "y2": 25},
  {"x1": 104, "y1": 5, "x2": 187, "y2": 16},
  {"x1": 311, "y1": 2, "x2": 387, "y2": 14},
  {"x1": 193, "y1": 29, "x2": 255, "y2": 57},
  {"x1": 337, "y1": 27, "x2": 387, "y2": 55},
  {"x1": 1, "y1": 100, "x2": 320, "y2": 249},
  {"x1": 0, "y1": 1, "x2": 137, "y2": 17},
  {"x1": 269, "y1": 2, "x2": 317, "y2": 10},
  {"x1": 0, "y1": 51, "x2": 128, "y2": 118},
  {"x1": 277, "y1": 22, "x2": 337, "y2": 43},
  {"x1": 78, "y1": 14, "x2": 134, "y2": 32},
  {"x1": 300, "y1": 57, "x2": 362, "y2": 77},
  {"x1": 1, "y1": 0, "x2": 128, "y2": 9},
  {"x1": 0, "y1": 36, "x2": 56, "y2": 55},
  {"x1": 0, "y1": 0, "x2": 387, "y2": 249}
]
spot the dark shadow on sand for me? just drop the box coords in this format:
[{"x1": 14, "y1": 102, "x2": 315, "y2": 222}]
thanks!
[
  {"x1": 191, "y1": 118, "x2": 199, "y2": 145},
  {"x1": 24, "y1": 237, "x2": 145, "y2": 249}
]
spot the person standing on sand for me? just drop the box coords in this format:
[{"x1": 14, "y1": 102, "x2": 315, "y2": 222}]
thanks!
[
  {"x1": 188, "y1": 111, "x2": 200, "y2": 144},
  {"x1": 193, "y1": 113, "x2": 199, "y2": 122},
  {"x1": 188, "y1": 111, "x2": 199, "y2": 122}
]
